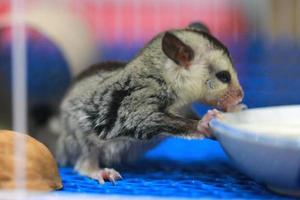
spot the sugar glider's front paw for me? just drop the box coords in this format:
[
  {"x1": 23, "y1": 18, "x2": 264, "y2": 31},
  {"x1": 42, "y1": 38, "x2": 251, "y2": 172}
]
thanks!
[
  {"x1": 197, "y1": 109, "x2": 223, "y2": 139},
  {"x1": 90, "y1": 168, "x2": 122, "y2": 185}
]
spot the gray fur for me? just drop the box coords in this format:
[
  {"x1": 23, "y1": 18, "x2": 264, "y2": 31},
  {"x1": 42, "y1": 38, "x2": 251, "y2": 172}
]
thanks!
[{"x1": 54, "y1": 28, "x2": 241, "y2": 177}]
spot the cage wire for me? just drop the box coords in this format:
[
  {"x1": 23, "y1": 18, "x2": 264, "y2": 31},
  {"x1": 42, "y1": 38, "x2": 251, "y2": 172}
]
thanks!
[{"x1": 11, "y1": 0, "x2": 27, "y2": 191}]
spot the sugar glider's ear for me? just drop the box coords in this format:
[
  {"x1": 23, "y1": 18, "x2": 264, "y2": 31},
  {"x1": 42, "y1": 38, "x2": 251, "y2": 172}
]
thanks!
[
  {"x1": 188, "y1": 22, "x2": 210, "y2": 34},
  {"x1": 162, "y1": 32, "x2": 194, "y2": 69}
]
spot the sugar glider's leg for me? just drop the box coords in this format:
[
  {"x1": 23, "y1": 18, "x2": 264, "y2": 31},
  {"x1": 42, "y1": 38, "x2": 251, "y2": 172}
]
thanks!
[{"x1": 74, "y1": 156, "x2": 122, "y2": 184}]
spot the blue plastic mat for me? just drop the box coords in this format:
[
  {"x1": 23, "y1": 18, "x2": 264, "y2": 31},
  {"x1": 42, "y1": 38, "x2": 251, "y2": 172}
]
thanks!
[
  {"x1": 57, "y1": 139, "x2": 294, "y2": 199},
  {"x1": 58, "y1": 161, "x2": 277, "y2": 199},
  {"x1": 58, "y1": 157, "x2": 291, "y2": 199}
]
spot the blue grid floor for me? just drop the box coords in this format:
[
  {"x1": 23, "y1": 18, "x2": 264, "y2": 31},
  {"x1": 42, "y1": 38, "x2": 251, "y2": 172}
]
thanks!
[
  {"x1": 58, "y1": 161, "x2": 293, "y2": 199},
  {"x1": 57, "y1": 139, "x2": 295, "y2": 199}
]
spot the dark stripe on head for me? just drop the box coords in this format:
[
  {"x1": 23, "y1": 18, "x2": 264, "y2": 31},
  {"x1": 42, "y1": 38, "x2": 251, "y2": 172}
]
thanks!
[{"x1": 185, "y1": 29, "x2": 230, "y2": 56}]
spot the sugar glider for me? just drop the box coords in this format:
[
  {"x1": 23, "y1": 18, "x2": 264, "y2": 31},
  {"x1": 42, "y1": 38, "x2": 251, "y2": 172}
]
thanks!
[{"x1": 54, "y1": 23, "x2": 244, "y2": 184}]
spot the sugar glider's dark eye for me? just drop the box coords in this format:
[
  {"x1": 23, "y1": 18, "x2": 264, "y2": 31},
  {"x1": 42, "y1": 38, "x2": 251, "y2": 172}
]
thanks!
[{"x1": 216, "y1": 71, "x2": 231, "y2": 83}]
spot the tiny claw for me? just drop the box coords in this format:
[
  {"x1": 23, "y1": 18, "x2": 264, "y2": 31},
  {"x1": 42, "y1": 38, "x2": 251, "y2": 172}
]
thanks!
[
  {"x1": 116, "y1": 172, "x2": 123, "y2": 180},
  {"x1": 98, "y1": 176, "x2": 105, "y2": 185},
  {"x1": 91, "y1": 168, "x2": 122, "y2": 185},
  {"x1": 108, "y1": 174, "x2": 116, "y2": 185}
]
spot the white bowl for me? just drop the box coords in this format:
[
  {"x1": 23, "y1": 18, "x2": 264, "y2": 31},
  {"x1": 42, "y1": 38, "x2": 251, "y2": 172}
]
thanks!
[{"x1": 209, "y1": 105, "x2": 300, "y2": 196}]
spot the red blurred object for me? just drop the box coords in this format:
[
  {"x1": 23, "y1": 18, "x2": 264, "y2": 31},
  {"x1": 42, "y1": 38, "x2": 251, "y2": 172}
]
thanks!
[
  {"x1": 0, "y1": 0, "x2": 248, "y2": 44},
  {"x1": 70, "y1": 1, "x2": 248, "y2": 44},
  {"x1": 0, "y1": 3, "x2": 9, "y2": 14},
  {"x1": 0, "y1": 2, "x2": 9, "y2": 21}
]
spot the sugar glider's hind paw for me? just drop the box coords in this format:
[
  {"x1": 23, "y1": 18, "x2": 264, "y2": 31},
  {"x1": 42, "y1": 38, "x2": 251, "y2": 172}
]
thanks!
[
  {"x1": 75, "y1": 158, "x2": 122, "y2": 185},
  {"x1": 90, "y1": 168, "x2": 122, "y2": 185}
]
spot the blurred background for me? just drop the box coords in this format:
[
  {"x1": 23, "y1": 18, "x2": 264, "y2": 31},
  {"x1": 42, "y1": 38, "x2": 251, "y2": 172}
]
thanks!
[{"x1": 0, "y1": 0, "x2": 300, "y2": 161}]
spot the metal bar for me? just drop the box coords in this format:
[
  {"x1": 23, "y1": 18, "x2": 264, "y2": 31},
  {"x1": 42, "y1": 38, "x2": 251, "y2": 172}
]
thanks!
[{"x1": 11, "y1": 0, "x2": 27, "y2": 190}]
